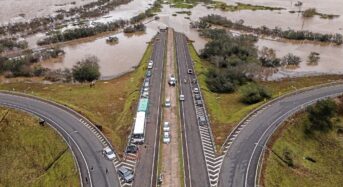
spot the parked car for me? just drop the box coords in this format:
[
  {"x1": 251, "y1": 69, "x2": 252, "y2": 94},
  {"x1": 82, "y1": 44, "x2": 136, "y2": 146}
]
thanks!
[
  {"x1": 146, "y1": 70, "x2": 152, "y2": 77},
  {"x1": 103, "y1": 146, "x2": 116, "y2": 160},
  {"x1": 198, "y1": 116, "x2": 206, "y2": 126},
  {"x1": 163, "y1": 121, "x2": 170, "y2": 132},
  {"x1": 187, "y1": 69, "x2": 193, "y2": 74},
  {"x1": 165, "y1": 98, "x2": 171, "y2": 107},
  {"x1": 117, "y1": 166, "x2": 134, "y2": 183},
  {"x1": 193, "y1": 88, "x2": 199, "y2": 94},
  {"x1": 194, "y1": 94, "x2": 201, "y2": 100},
  {"x1": 180, "y1": 94, "x2": 185, "y2": 101},
  {"x1": 163, "y1": 132, "x2": 171, "y2": 144},
  {"x1": 126, "y1": 144, "x2": 138, "y2": 154},
  {"x1": 168, "y1": 77, "x2": 176, "y2": 86},
  {"x1": 148, "y1": 60, "x2": 153, "y2": 69},
  {"x1": 142, "y1": 91, "x2": 149, "y2": 98},
  {"x1": 196, "y1": 100, "x2": 203, "y2": 107}
]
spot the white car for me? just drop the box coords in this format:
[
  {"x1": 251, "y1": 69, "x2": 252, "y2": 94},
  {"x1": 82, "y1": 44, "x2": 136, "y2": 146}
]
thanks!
[
  {"x1": 180, "y1": 94, "x2": 185, "y2": 101},
  {"x1": 193, "y1": 88, "x2": 199, "y2": 94},
  {"x1": 163, "y1": 122, "x2": 170, "y2": 132},
  {"x1": 103, "y1": 146, "x2": 116, "y2": 160},
  {"x1": 148, "y1": 60, "x2": 153, "y2": 69},
  {"x1": 163, "y1": 132, "x2": 171, "y2": 144},
  {"x1": 165, "y1": 98, "x2": 171, "y2": 107}
]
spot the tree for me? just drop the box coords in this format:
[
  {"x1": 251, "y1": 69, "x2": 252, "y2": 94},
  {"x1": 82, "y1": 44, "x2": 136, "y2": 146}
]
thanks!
[
  {"x1": 259, "y1": 47, "x2": 281, "y2": 67},
  {"x1": 302, "y1": 8, "x2": 317, "y2": 18},
  {"x1": 72, "y1": 56, "x2": 101, "y2": 82},
  {"x1": 281, "y1": 53, "x2": 301, "y2": 66},
  {"x1": 307, "y1": 52, "x2": 320, "y2": 65},
  {"x1": 306, "y1": 99, "x2": 337, "y2": 132},
  {"x1": 239, "y1": 83, "x2": 271, "y2": 104}
]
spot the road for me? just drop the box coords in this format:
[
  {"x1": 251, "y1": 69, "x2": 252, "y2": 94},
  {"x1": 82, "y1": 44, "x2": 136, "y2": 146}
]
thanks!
[
  {"x1": 133, "y1": 30, "x2": 167, "y2": 187},
  {"x1": 218, "y1": 84, "x2": 343, "y2": 187},
  {"x1": 175, "y1": 32, "x2": 211, "y2": 187},
  {"x1": 0, "y1": 92, "x2": 120, "y2": 187}
]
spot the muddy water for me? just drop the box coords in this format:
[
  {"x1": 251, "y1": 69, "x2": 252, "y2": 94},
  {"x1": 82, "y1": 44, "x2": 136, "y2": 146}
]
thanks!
[
  {"x1": 42, "y1": 29, "x2": 155, "y2": 79},
  {"x1": 0, "y1": 0, "x2": 95, "y2": 24},
  {"x1": 40, "y1": 0, "x2": 343, "y2": 78}
]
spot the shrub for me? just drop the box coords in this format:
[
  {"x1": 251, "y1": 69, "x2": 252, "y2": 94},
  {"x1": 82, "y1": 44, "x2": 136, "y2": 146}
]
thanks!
[
  {"x1": 281, "y1": 53, "x2": 301, "y2": 66},
  {"x1": 307, "y1": 52, "x2": 320, "y2": 65},
  {"x1": 239, "y1": 83, "x2": 271, "y2": 104},
  {"x1": 72, "y1": 56, "x2": 101, "y2": 82},
  {"x1": 306, "y1": 99, "x2": 337, "y2": 132},
  {"x1": 259, "y1": 47, "x2": 281, "y2": 67},
  {"x1": 302, "y1": 8, "x2": 317, "y2": 18}
]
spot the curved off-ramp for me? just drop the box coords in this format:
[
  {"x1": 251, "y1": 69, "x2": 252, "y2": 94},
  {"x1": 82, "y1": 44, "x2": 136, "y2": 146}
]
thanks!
[
  {"x1": 0, "y1": 92, "x2": 121, "y2": 187},
  {"x1": 218, "y1": 84, "x2": 343, "y2": 187}
]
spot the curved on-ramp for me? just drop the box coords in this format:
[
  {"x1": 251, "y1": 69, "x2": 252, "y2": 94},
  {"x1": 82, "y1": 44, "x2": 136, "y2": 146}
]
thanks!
[
  {"x1": 0, "y1": 92, "x2": 120, "y2": 187},
  {"x1": 218, "y1": 84, "x2": 343, "y2": 187}
]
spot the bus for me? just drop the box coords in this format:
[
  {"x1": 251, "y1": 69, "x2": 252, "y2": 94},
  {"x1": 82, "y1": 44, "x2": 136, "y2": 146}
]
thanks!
[{"x1": 132, "y1": 111, "x2": 146, "y2": 144}]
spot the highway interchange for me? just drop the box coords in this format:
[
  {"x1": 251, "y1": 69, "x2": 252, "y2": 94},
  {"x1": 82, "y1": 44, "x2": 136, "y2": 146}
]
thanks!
[{"x1": 1, "y1": 29, "x2": 343, "y2": 187}]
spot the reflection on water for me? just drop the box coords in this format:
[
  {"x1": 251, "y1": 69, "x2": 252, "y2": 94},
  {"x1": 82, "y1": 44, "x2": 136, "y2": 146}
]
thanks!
[
  {"x1": 42, "y1": 29, "x2": 156, "y2": 79},
  {"x1": 0, "y1": 0, "x2": 95, "y2": 24}
]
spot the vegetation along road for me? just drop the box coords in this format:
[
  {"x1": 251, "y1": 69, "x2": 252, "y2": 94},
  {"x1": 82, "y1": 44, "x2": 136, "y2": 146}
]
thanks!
[
  {"x1": 0, "y1": 92, "x2": 121, "y2": 187},
  {"x1": 218, "y1": 84, "x2": 343, "y2": 187}
]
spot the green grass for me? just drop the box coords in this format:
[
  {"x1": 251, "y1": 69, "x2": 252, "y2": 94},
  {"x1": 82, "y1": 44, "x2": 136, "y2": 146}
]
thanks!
[
  {"x1": 0, "y1": 107, "x2": 79, "y2": 186},
  {"x1": 262, "y1": 112, "x2": 343, "y2": 187},
  {"x1": 188, "y1": 43, "x2": 343, "y2": 151},
  {"x1": 208, "y1": 1, "x2": 284, "y2": 12},
  {"x1": 0, "y1": 44, "x2": 153, "y2": 155}
]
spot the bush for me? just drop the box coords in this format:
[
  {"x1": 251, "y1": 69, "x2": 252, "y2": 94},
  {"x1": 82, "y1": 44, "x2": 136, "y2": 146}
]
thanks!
[
  {"x1": 281, "y1": 53, "x2": 301, "y2": 66},
  {"x1": 259, "y1": 47, "x2": 281, "y2": 67},
  {"x1": 239, "y1": 83, "x2": 271, "y2": 104},
  {"x1": 206, "y1": 68, "x2": 251, "y2": 93},
  {"x1": 306, "y1": 99, "x2": 337, "y2": 132},
  {"x1": 307, "y1": 52, "x2": 320, "y2": 65},
  {"x1": 72, "y1": 56, "x2": 101, "y2": 82},
  {"x1": 302, "y1": 8, "x2": 317, "y2": 18}
]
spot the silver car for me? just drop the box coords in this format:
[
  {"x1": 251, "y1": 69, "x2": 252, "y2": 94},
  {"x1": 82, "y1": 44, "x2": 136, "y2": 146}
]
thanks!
[{"x1": 117, "y1": 166, "x2": 134, "y2": 183}]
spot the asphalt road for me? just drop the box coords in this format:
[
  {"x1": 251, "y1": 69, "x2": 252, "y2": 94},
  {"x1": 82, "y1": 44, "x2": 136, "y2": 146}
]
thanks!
[
  {"x1": 133, "y1": 30, "x2": 167, "y2": 187},
  {"x1": 0, "y1": 92, "x2": 120, "y2": 187},
  {"x1": 218, "y1": 84, "x2": 343, "y2": 187},
  {"x1": 175, "y1": 32, "x2": 210, "y2": 187}
]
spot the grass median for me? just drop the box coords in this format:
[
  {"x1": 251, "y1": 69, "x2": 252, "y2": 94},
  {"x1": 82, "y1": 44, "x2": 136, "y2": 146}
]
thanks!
[
  {"x1": 0, "y1": 43, "x2": 153, "y2": 155},
  {"x1": 0, "y1": 107, "x2": 79, "y2": 186},
  {"x1": 188, "y1": 43, "x2": 343, "y2": 151}
]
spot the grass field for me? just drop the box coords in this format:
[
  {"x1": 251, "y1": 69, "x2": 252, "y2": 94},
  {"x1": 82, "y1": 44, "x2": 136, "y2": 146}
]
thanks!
[
  {"x1": 261, "y1": 111, "x2": 343, "y2": 187},
  {"x1": 188, "y1": 44, "x2": 343, "y2": 150},
  {"x1": 0, "y1": 107, "x2": 79, "y2": 187},
  {"x1": 208, "y1": 1, "x2": 284, "y2": 12},
  {"x1": 0, "y1": 43, "x2": 153, "y2": 155}
]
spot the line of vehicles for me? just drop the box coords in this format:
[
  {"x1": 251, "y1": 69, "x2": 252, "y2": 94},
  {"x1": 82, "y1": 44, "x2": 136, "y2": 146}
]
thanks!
[{"x1": 116, "y1": 59, "x2": 155, "y2": 184}]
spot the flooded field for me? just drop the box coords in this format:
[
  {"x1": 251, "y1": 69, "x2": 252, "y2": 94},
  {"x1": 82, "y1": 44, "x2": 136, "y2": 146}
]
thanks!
[
  {"x1": 31, "y1": 0, "x2": 343, "y2": 79},
  {"x1": 42, "y1": 29, "x2": 155, "y2": 79},
  {"x1": 0, "y1": 0, "x2": 95, "y2": 24}
]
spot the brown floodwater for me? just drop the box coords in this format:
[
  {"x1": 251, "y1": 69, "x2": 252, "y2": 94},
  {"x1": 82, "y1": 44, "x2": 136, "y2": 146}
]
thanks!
[
  {"x1": 42, "y1": 29, "x2": 156, "y2": 79},
  {"x1": 33, "y1": 0, "x2": 343, "y2": 79},
  {"x1": 0, "y1": 0, "x2": 95, "y2": 24}
]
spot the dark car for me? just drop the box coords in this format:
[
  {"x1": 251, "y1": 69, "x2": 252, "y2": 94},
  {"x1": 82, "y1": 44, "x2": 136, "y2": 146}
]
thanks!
[
  {"x1": 198, "y1": 116, "x2": 206, "y2": 126},
  {"x1": 118, "y1": 166, "x2": 134, "y2": 183},
  {"x1": 194, "y1": 94, "x2": 201, "y2": 100},
  {"x1": 126, "y1": 144, "x2": 138, "y2": 154},
  {"x1": 196, "y1": 100, "x2": 203, "y2": 107}
]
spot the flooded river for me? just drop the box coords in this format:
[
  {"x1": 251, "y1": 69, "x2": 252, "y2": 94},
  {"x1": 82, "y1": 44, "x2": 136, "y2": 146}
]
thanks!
[
  {"x1": 0, "y1": 0, "x2": 95, "y2": 24},
  {"x1": 29, "y1": 0, "x2": 343, "y2": 79},
  {"x1": 42, "y1": 29, "x2": 155, "y2": 79}
]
